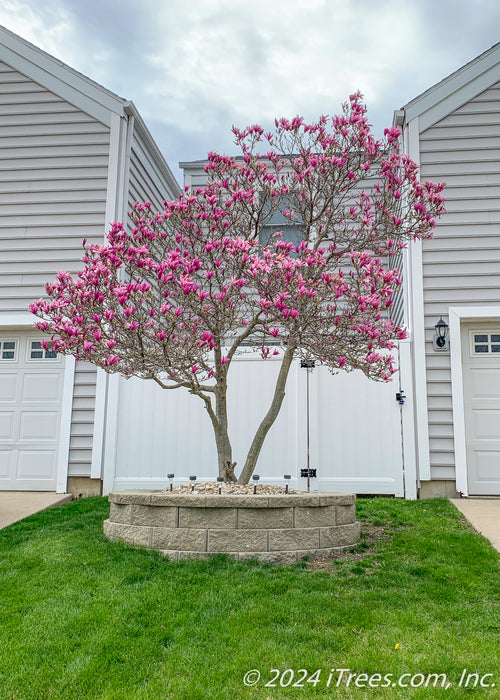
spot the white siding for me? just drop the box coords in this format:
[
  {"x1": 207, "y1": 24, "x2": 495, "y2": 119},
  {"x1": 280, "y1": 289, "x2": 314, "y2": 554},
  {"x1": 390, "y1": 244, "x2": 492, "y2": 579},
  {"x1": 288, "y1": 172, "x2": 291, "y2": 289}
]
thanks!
[
  {"x1": 127, "y1": 128, "x2": 179, "y2": 220},
  {"x1": 180, "y1": 161, "x2": 209, "y2": 191},
  {"x1": 390, "y1": 249, "x2": 405, "y2": 327},
  {"x1": 419, "y1": 81, "x2": 500, "y2": 480},
  {"x1": 0, "y1": 60, "x2": 111, "y2": 480},
  {"x1": 0, "y1": 60, "x2": 110, "y2": 313},
  {"x1": 68, "y1": 362, "x2": 97, "y2": 476}
]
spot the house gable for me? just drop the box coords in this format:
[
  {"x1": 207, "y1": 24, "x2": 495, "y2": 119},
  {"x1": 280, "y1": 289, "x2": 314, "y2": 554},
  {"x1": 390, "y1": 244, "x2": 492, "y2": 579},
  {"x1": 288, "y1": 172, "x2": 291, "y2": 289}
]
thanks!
[
  {"x1": 403, "y1": 42, "x2": 500, "y2": 132},
  {"x1": 0, "y1": 24, "x2": 126, "y2": 126}
]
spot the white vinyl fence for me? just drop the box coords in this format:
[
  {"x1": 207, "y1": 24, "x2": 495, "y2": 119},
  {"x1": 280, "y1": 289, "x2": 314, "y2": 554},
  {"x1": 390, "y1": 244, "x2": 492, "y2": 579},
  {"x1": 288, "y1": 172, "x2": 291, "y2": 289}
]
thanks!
[{"x1": 104, "y1": 353, "x2": 404, "y2": 495}]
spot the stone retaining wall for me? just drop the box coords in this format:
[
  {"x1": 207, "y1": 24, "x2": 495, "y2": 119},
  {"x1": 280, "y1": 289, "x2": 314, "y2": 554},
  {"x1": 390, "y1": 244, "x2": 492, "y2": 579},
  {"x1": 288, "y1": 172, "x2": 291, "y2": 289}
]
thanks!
[{"x1": 104, "y1": 491, "x2": 360, "y2": 564}]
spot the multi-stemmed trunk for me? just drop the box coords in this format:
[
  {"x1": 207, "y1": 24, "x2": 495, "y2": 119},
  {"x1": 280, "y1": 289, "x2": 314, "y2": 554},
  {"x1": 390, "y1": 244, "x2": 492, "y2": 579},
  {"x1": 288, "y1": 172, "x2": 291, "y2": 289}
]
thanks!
[{"x1": 205, "y1": 345, "x2": 296, "y2": 484}]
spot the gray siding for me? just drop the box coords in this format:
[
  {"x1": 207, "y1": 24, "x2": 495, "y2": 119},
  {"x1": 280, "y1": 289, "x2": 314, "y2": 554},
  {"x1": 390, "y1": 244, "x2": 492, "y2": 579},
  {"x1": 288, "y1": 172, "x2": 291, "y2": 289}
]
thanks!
[
  {"x1": 0, "y1": 60, "x2": 111, "y2": 480},
  {"x1": 127, "y1": 129, "x2": 179, "y2": 221},
  {"x1": 390, "y1": 249, "x2": 405, "y2": 327},
  {"x1": 419, "y1": 80, "x2": 500, "y2": 480},
  {"x1": 181, "y1": 161, "x2": 209, "y2": 191},
  {"x1": 68, "y1": 361, "x2": 97, "y2": 476},
  {"x1": 0, "y1": 60, "x2": 110, "y2": 314}
]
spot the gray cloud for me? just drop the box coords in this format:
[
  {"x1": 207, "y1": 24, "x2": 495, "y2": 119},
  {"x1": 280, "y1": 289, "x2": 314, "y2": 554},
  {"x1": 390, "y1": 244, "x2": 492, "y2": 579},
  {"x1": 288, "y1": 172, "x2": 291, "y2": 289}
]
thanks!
[{"x1": 1, "y1": 0, "x2": 500, "y2": 185}]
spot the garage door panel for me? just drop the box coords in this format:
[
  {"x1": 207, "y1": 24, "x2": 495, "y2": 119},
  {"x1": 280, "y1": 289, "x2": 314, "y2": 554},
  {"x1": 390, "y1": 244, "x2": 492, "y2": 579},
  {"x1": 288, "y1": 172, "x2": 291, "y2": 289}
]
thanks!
[
  {"x1": 468, "y1": 367, "x2": 500, "y2": 396},
  {"x1": 19, "y1": 411, "x2": 59, "y2": 440},
  {"x1": 16, "y1": 450, "x2": 56, "y2": 480},
  {"x1": 470, "y1": 450, "x2": 500, "y2": 481},
  {"x1": 0, "y1": 374, "x2": 18, "y2": 401},
  {"x1": 0, "y1": 450, "x2": 12, "y2": 478},
  {"x1": 0, "y1": 412, "x2": 15, "y2": 440},
  {"x1": 22, "y1": 373, "x2": 62, "y2": 402},
  {"x1": 472, "y1": 409, "x2": 500, "y2": 439}
]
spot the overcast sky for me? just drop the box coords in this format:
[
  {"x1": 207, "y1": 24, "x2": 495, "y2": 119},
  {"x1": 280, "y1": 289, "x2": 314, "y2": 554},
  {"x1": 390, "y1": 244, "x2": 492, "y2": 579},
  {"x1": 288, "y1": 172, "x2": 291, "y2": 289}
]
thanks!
[{"x1": 1, "y1": 0, "x2": 500, "y2": 186}]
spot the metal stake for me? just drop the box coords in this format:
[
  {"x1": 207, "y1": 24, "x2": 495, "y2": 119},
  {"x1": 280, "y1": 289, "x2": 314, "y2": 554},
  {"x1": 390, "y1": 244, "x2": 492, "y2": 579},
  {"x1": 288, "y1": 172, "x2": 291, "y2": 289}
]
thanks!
[
  {"x1": 306, "y1": 366, "x2": 311, "y2": 492},
  {"x1": 301, "y1": 360, "x2": 315, "y2": 493}
]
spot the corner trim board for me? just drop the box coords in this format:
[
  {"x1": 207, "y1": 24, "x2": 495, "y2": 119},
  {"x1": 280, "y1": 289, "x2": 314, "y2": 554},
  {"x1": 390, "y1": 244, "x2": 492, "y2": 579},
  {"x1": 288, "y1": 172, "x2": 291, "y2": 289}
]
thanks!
[
  {"x1": 57, "y1": 355, "x2": 75, "y2": 494},
  {"x1": 406, "y1": 116, "x2": 431, "y2": 481}
]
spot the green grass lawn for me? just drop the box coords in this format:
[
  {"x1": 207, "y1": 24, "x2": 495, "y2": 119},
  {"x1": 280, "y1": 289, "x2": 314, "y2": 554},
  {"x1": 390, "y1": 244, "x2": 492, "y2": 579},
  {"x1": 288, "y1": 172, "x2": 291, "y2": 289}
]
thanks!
[{"x1": 0, "y1": 497, "x2": 498, "y2": 699}]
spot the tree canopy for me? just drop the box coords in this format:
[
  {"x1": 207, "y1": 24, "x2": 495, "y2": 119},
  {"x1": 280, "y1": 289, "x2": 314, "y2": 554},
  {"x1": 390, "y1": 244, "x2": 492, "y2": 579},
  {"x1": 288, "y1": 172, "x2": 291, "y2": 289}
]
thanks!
[{"x1": 31, "y1": 93, "x2": 445, "y2": 483}]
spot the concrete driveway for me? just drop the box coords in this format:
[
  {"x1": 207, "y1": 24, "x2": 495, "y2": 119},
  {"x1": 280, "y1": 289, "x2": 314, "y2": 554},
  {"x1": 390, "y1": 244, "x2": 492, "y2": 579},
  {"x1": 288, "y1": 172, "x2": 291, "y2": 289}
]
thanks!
[
  {"x1": 451, "y1": 498, "x2": 500, "y2": 553},
  {"x1": 0, "y1": 492, "x2": 72, "y2": 529}
]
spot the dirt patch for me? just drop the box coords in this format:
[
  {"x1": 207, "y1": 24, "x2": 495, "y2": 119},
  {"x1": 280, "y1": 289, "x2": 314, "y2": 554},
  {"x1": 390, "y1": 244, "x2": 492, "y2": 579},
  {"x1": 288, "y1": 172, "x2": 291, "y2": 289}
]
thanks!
[{"x1": 305, "y1": 522, "x2": 392, "y2": 570}]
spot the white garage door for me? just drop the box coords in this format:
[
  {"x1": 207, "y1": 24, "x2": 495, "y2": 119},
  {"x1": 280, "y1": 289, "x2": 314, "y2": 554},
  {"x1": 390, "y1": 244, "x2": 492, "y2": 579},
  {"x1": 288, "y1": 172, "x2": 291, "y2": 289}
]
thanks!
[
  {"x1": 462, "y1": 326, "x2": 500, "y2": 495},
  {"x1": 0, "y1": 333, "x2": 65, "y2": 490}
]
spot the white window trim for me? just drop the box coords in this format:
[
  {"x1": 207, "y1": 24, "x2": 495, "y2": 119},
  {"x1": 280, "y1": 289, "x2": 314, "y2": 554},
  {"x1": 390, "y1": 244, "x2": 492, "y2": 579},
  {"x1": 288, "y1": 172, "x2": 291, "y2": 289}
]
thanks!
[
  {"x1": 469, "y1": 330, "x2": 500, "y2": 356},
  {"x1": 26, "y1": 338, "x2": 61, "y2": 363},
  {"x1": 0, "y1": 337, "x2": 19, "y2": 362},
  {"x1": 449, "y1": 306, "x2": 500, "y2": 497}
]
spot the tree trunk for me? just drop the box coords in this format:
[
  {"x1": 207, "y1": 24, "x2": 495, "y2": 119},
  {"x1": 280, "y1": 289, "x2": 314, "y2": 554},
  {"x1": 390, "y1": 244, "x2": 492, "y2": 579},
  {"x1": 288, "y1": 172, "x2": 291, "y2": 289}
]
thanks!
[
  {"x1": 213, "y1": 385, "x2": 237, "y2": 482},
  {"x1": 237, "y1": 345, "x2": 296, "y2": 484}
]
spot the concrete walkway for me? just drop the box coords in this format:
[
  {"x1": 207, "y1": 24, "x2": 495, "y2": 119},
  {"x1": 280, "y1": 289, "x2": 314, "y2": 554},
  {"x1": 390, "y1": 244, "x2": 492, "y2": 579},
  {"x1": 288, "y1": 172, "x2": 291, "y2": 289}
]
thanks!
[
  {"x1": 0, "y1": 492, "x2": 73, "y2": 530},
  {"x1": 450, "y1": 498, "x2": 500, "y2": 553}
]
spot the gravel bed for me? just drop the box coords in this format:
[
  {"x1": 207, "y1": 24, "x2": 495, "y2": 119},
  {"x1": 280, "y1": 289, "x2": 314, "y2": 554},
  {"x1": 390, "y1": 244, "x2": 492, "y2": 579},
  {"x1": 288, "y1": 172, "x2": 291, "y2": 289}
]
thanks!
[{"x1": 161, "y1": 481, "x2": 304, "y2": 495}]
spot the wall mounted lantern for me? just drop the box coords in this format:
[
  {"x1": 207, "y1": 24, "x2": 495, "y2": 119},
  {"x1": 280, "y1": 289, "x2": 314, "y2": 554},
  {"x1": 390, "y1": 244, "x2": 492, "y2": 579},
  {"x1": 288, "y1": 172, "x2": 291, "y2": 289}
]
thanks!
[{"x1": 433, "y1": 317, "x2": 449, "y2": 351}]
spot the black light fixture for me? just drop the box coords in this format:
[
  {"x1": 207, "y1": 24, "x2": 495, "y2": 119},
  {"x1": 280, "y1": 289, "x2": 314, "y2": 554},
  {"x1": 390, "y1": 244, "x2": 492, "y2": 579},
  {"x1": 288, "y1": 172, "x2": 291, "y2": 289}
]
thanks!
[
  {"x1": 167, "y1": 473, "x2": 175, "y2": 492},
  {"x1": 189, "y1": 475, "x2": 197, "y2": 492},
  {"x1": 216, "y1": 476, "x2": 224, "y2": 494},
  {"x1": 284, "y1": 474, "x2": 291, "y2": 494},
  {"x1": 435, "y1": 318, "x2": 449, "y2": 348},
  {"x1": 252, "y1": 474, "x2": 260, "y2": 494}
]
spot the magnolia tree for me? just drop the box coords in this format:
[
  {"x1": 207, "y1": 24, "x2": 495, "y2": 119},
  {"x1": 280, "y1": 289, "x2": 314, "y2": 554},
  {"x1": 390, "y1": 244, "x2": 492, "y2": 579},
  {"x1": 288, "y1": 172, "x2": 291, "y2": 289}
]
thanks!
[{"x1": 31, "y1": 93, "x2": 445, "y2": 484}]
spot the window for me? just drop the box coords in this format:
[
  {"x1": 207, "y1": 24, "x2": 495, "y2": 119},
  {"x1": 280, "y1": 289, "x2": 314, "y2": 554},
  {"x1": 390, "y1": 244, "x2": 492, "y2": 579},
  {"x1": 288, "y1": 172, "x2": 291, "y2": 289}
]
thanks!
[
  {"x1": 259, "y1": 194, "x2": 303, "y2": 250},
  {"x1": 470, "y1": 331, "x2": 500, "y2": 355},
  {"x1": 0, "y1": 339, "x2": 17, "y2": 361},
  {"x1": 27, "y1": 340, "x2": 59, "y2": 361}
]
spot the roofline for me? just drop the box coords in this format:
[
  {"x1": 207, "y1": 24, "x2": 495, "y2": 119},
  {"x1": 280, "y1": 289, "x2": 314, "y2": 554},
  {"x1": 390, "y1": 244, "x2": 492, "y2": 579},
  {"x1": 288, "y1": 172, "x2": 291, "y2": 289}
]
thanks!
[
  {"x1": 0, "y1": 23, "x2": 127, "y2": 125},
  {"x1": 401, "y1": 41, "x2": 500, "y2": 131},
  {"x1": 0, "y1": 24, "x2": 180, "y2": 194},
  {"x1": 179, "y1": 159, "x2": 211, "y2": 169}
]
